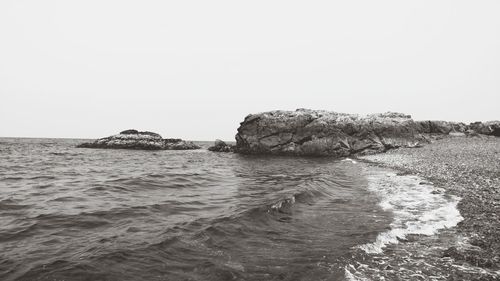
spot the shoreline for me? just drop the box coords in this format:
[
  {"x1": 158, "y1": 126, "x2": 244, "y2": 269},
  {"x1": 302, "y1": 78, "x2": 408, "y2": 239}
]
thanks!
[{"x1": 358, "y1": 135, "x2": 500, "y2": 277}]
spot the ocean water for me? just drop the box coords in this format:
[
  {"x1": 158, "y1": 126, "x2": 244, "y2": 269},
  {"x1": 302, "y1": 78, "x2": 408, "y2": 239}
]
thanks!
[{"x1": 0, "y1": 138, "x2": 470, "y2": 281}]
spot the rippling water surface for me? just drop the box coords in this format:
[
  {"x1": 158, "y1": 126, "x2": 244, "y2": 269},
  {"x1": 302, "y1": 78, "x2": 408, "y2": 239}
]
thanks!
[{"x1": 0, "y1": 138, "x2": 467, "y2": 281}]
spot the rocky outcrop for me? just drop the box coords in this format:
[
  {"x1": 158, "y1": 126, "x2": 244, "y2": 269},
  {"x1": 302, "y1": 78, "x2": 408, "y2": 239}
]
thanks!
[
  {"x1": 468, "y1": 121, "x2": 500, "y2": 137},
  {"x1": 415, "y1": 121, "x2": 467, "y2": 134},
  {"x1": 415, "y1": 120, "x2": 500, "y2": 137},
  {"x1": 77, "y1": 129, "x2": 200, "y2": 150},
  {"x1": 208, "y1": 140, "x2": 235, "y2": 152},
  {"x1": 235, "y1": 109, "x2": 426, "y2": 156}
]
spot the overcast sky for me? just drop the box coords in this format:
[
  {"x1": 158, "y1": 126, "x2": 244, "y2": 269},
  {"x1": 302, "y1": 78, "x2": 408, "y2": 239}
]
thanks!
[{"x1": 1, "y1": 1, "x2": 499, "y2": 140}]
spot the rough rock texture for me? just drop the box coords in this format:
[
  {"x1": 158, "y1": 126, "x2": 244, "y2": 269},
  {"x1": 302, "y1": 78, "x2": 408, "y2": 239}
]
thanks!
[
  {"x1": 415, "y1": 120, "x2": 468, "y2": 134},
  {"x1": 235, "y1": 109, "x2": 426, "y2": 156},
  {"x1": 77, "y1": 129, "x2": 200, "y2": 150},
  {"x1": 469, "y1": 121, "x2": 500, "y2": 137},
  {"x1": 208, "y1": 140, "x2": 235, "y2": 152}
]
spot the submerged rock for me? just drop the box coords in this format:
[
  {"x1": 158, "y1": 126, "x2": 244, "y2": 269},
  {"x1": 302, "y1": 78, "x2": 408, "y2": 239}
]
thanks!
[
  {"x1": 77, "y1": 129, "x2": 200, "y2": 150},
  {"x1": 208, "y1": 139, "x2": 235, "y2": 152},
  {"x1": 235, "y1": 109, "x2": 426, "y2": 156}
]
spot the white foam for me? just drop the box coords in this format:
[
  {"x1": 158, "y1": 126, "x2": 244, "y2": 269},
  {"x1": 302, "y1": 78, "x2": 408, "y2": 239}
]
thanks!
[
  {"x1": 342, "y1": 158, "x2": 358, "y2": 164},
  {"x1": 270, "y1": 195, "x2": 295, "y2": 210},
  {"x1": 344, "y1": 264, "x2": 371, "y2": 281},
  {"x1": 358, "y1": 172, "x2": 463, "y2": 254}
]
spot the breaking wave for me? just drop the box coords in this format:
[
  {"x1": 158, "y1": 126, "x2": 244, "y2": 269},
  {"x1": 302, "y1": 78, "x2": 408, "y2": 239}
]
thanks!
[{"x1": 357, "y1": 172, "x2": 463, "y2": 254}]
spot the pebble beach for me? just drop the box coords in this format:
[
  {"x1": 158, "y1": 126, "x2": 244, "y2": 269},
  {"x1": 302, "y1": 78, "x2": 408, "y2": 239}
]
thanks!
[{"x1": 360, "y1": 135, "x2": 500, "y2": 278}]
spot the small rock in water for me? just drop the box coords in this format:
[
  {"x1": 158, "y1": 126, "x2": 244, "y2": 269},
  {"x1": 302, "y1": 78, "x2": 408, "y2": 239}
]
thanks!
[
  {"x1": 208, "y1": 139, "x2": 235, "y2": 152},
  {"x1": 77, "y1": 129, "x2": 200, "y2": 150}
]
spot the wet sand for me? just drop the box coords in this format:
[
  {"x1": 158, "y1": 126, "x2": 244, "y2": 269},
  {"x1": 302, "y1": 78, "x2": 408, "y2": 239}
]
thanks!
[{"x1": 360, "y1": 135, "x2": 500, "y2": 275}]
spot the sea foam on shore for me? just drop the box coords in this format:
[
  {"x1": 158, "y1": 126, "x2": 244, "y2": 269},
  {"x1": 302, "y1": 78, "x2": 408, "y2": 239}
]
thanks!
[
  {"x1": 353, "y1": 136, "x2": 500, "y2": 280},
  {"x1": 358, "y1": 171, "x2": 463, "y2": 254},
  {"x1": 345, "y1": 167, "x2": 466, "y2": 280}
]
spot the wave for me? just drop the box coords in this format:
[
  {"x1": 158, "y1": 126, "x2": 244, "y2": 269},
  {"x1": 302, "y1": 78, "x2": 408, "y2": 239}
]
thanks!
[
  {"x1": 1, "y1": 176, "x2": 24, "y2": 181},
  {"x1": 1, "y1": 174, "x2": 58, "y2": 181},
  {"x1": 0, "y1": 199, "x2": 31, "y2": 211},
  {"x1": 28, "y1": 175, "x2": 57, "y2": 180},
  {"x1": 164, "y1": 185, "x2": 331, "y2": 244},
  {"x1": 357, "y1": 171, "x2": 463, "y2": 254},
  {"x1": 101, "y1": 173, "x2": 214, "y2": 190},
  {"x1": 270, "y1": 196, "x2": 296, "y2": 212},
  {"x1": 48, "y1": 152, "x2": 83, "y2": 157}
]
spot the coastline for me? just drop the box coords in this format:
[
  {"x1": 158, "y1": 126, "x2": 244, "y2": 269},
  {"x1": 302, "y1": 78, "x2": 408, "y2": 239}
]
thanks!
[{"x1": 359, "y1": 135, "x2": 500, "y2": 276}]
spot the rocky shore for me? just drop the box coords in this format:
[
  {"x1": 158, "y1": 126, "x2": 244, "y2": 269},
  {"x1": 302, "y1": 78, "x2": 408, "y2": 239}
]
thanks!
[
  {"x1": 229, "y1": 109, "x2": 500, "y2": 277},
  {"x1": 233, "y1": 108, "x2": 499, "y2": 156},
  {"x1": 77, "y1": 129, "x2": 200, "y2": 150},
  {"x1": 360, "y1": 136, "x2": 500, "y2": 274}
]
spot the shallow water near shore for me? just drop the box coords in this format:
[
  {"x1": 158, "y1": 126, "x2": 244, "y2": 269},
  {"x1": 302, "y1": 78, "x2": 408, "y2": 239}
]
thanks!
[{"x1": 0, "y1": 138, "x2": 471, "y2": 280}]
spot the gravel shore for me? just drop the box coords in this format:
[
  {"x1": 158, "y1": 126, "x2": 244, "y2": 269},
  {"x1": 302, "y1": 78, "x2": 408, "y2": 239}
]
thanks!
[{"x1": 360, "y1": 135, "x2": 500, "y2": 274}]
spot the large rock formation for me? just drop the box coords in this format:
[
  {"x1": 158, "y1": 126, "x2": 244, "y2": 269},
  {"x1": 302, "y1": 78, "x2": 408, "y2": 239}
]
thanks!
[
  {"x1": 235, "y1": 109, "x2": 426, "y2": 156},
  {"x1": 77, "y1": 129, "x2": 200, "y2": 150}
]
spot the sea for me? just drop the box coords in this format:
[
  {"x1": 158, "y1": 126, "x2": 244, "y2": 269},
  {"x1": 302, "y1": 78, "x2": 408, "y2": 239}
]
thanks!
[{"x1": 0, "y1": 137, "x2": 491, "y2": 281}]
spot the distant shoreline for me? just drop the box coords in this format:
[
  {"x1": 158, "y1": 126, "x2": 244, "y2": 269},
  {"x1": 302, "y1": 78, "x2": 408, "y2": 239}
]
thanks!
[{"x1": 0, "y1": 137, "x2": 235, "y2": 143}]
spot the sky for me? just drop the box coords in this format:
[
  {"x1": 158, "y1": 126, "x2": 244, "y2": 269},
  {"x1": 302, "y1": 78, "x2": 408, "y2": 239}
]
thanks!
[{"x1": 1, "y1": 1, "x2": 499, "y2": 141}]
